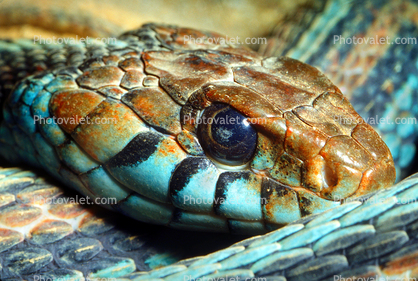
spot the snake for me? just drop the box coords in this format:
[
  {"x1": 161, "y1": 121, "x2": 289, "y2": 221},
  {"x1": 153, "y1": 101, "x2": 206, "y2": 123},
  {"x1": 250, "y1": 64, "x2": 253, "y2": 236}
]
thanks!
[{"x1": 1, "y1": 0, "x2": 418, "y2": 280}]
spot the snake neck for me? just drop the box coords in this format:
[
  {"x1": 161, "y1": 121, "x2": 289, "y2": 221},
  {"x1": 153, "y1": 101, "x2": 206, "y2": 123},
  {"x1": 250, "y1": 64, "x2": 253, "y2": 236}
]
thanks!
[{"x1": 0, "y1": 41, "x2": 47, "y2": 123}]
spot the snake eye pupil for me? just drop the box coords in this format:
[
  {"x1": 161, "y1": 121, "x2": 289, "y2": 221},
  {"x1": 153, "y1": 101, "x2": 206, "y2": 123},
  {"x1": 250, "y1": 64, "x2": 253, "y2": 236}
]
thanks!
[{"x1": 197, "y1": 103, "x2": 257, "y2": 166}]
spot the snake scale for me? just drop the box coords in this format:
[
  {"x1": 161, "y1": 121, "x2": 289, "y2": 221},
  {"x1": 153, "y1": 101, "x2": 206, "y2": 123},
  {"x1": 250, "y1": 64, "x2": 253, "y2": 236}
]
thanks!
[{"x1": 1, "y1": 0, "x2": 418, "y2": 280}]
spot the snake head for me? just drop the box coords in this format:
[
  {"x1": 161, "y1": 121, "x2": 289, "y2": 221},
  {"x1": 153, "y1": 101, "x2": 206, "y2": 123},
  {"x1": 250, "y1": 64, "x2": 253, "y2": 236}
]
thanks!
[
  {"x1": 145, "y1": 32, "x2": 396, "y2": 226},
  {"x1": 180, "y1": 57, "x2": 396, "y2": 202},
  {"x1": 0, "y1": 24, "x2": 396, "y2": 233}
]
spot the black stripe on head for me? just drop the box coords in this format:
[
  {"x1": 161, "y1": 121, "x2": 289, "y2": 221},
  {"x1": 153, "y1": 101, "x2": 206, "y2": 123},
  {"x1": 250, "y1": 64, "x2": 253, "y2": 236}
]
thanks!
[
  {"x1": 169, "y1": 157, "x2": 214, "y2": 198},
  {"x1": 106, "y1": 131, "x2": 164, "y2": 168}
]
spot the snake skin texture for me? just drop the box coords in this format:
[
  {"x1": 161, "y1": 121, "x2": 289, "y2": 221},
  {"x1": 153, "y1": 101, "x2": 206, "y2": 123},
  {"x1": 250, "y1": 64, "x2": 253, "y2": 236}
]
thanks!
[
  {"x1": 1, "y1": 0, "x2": 418, "y2": 280},
  {"x1": 0, "y1": 23, "x2": 396, "y2": 234}
]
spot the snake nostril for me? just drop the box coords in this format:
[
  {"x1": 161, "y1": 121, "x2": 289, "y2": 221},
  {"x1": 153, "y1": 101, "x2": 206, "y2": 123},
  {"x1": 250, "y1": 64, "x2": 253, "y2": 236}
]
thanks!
[
  {"x1": 323, "y1": 164, "x2": 338, "y2": 189},
  {"x1": 303, "y1": 155, "x2": 338, "y2": 194}
]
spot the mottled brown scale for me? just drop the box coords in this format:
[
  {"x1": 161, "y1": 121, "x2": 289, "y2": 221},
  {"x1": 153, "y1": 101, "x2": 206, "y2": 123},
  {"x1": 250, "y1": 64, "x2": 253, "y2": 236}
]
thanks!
[
  {"x1": 0, "y1": 193, "x2": 14, "y2": 207},
  {"x1": 78, "y1": 213, "x2": 115, "y2": 235},
  {"x1": 50, "y1": 89, "x2": 105, "y2": 133},
  {"x1": 284, "y1": 111, "x2": 328, "y2": 160},
  {"x1": 122, "y1": 87, "x2": 182, "y2": 134},
  {"x1": 313, "y1": 92, "x2": 361, "y2": 135},
  {"x1": 152, "y1": 24, "x2": 230, "y2": 50},
  {"x1": 143, "y1": 51, "x2": 233, "y2": 104},
  {"x1": 233, "y1": 66, "x2": 319, "y2": 111},
  {"x1": 293, "y1": 106, "x2": 344, "y2": 136},
  {"x1": 120, "y1": 70, "x2": 146, "y2": 89},
  {"x1": 76, "y1": 66, "x2": 125, "y2": 89},
  {"x1": 352, "y1": 124, "x2": 392, "y2": 161},
  {"x1": 270, "y1": 152, "x2": 304, "y2": 187},
  {"x1": 118, "y1": 57, "x2": 144, "y2": 71},
  {"x1": 262, "y1": 56, "x2": 340, "y2": 95},
  {"x1": 320, "y1": 136, "x2": 374, "y2": 171},
  {"x1": 71, "y1": 99, "x2": 147, "y2": 163},
  {"x1": 17, "y1": 185, "x2": 63, "y2": 204},
  {"x1": 102, "y1": 55, "x2": 122, "y2": 66},
  {"x1": 199, "y1": 82, "x2": 282, "y2": 118},
  {"x1": 98, "y1": 86, "x2": 127, "y2": 99}
]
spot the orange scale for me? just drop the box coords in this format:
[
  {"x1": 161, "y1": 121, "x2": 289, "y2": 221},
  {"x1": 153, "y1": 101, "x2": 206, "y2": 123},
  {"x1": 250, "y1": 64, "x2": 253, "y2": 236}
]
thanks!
[
  {"x1": 0, "y1": 204, "x2": 42, "y2": 227},
  {"x1": 50, "y1": 89, "x2": 105, "y2": 133},
  {"x1": 48, "y1": 201, "x2": 87, "y2": 219}
]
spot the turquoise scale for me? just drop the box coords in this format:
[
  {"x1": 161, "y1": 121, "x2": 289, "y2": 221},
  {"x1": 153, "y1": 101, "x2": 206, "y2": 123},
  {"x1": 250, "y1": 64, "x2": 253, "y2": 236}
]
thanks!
[
  {"x1": 45, "y1": 75, "x2": 79, "y2": 92},
  {"x1": 31, "y1": 132, "x2": 61, "y2": 177},
  {"x1": 219, "y1": 243, "x2": 281, "y2": 271},
  {"x1": 0, "y1": 125, "x2": 20, "y2": 163},
  {"x1": 12, "y1": 103, "x2": 35, "y2": 134},
  {"x1": 189, "y1": 247, "x2": 244, "y2": 267},
  {"x1": 32, "y1": 90, "x2": 52, "y2": 119},
  {"x1": 375, "y1": 202, "x2": 418, "y2": 231},
  {"x1": 57, "y1": 166, "x2": 96, "y2": 198},
  {"x1": 11, "y1": 127, "x2": 40, "y2": 168},
  {"x1": 214, "y1": 172, "x2": 263, "y2": 221},
  {"x1": 250, "y1": 248, "x2": 313, "y2": 275},
  {"x1": 117, "y1": 193, "x2": 174, "y2": 225},
  {"x1": 339, "y1": 197, "x2": 398, "y2": 227},
  {"x1": 21, "y1": 79, "x2": 47, "y2": 105},
  {"x1": 135, "y1": 265, "x2": 187, "y2": 280},
  {"x1": 228, "y1": 220, "x2": 266, "y2": 235},
  {"x1": 305, "y1": 202, "x2": 362, "y2": 228},
  {"x1": 280, "y1": 221, "x2": 340, "y2": 251},
  {"x1": 169, "y1": 211, "x2": 228, "y2": 232},
  {"x1": 312, "y1": 225, "x2": 376, "y2": 256},
  {"x1": 79, "y1": 166, "x2": 132, "y2": 204},
  {"x1": 57, "y1": 140, "x2": 100, "y2": 174},
  {"x1": 169, "y1": 157, "x2": 219, "y2": 213},
  {"x1": 106, "y1": 132, "x2": 187, "y2": 203},
  {"x1": 248, "y1": 224, "x2": 304, "y2": 248}
]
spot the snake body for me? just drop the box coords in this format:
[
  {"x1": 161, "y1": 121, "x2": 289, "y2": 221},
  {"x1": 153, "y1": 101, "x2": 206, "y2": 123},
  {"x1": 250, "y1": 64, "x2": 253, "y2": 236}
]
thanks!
[{"x1": 1, "y1": 1, "x2": 418, "y2": 280}]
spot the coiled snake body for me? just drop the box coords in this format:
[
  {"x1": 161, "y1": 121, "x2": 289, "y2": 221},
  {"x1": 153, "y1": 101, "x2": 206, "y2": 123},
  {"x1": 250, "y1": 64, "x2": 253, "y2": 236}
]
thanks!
[{"x1": 1, "y1": 1, "x2": 418, "y2": 280}]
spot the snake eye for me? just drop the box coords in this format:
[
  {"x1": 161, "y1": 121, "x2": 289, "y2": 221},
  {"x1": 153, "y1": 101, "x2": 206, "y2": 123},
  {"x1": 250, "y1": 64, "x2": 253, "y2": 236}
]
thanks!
[{"x1": 197, "y1": 103, "x2": 257, "y2": 166}]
